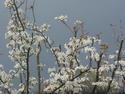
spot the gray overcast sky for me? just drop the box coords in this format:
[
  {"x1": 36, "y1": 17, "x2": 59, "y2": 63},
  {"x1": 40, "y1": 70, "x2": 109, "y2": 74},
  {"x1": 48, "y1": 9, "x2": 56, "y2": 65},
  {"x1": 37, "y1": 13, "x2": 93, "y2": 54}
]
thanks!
[{"x1": 0, "y1": 0, "x2": 125, "y2": 71}]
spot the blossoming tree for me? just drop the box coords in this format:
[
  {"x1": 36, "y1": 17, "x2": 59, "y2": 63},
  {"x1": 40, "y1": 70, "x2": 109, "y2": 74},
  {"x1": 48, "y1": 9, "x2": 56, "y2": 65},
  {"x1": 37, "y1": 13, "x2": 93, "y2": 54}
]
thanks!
[{"x1": 0, "y1": 0, "x2": 125, "y2": 94}]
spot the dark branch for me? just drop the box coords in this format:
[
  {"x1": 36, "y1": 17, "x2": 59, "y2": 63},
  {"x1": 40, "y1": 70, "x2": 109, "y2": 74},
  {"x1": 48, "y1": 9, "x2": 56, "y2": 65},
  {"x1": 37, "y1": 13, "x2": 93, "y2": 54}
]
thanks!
[{"x1": 106, "y1": 40, "x2": 124, "y2": 93}]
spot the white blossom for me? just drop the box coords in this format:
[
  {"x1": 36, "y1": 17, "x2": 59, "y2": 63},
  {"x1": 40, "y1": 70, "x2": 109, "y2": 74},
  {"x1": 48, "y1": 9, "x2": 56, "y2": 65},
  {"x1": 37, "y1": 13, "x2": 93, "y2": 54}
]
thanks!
[
  {"x1": 109, "y1": 54, "x2": 116, "y2": 59},
  {"x1": 92, "y1": 82, "x2": 108, "y2": 87},
  {"x1": 55, "y1": 15, "x2": 68, "y2": 22},
  {"x1": 44, "y1": 84, "x2": 58, "y2": 93},
  {"x1": 4, "y1": 0, "x2": 13, "y2": 8},
  {"x1": 119, "y1": 60, "x2": 125, "y2": 66},
  {"x1": 74, "y1": 20, "x2": 83, "y2": 25},
  {"x1": 48, "y1": 67, "x2": 56, "y2": 73},
  {"x1": 33, "y1": 35, "x2": 45, "y2": 45},
  {"x1": 40, "y1": 24, "x2": 50, "y2": 32}
]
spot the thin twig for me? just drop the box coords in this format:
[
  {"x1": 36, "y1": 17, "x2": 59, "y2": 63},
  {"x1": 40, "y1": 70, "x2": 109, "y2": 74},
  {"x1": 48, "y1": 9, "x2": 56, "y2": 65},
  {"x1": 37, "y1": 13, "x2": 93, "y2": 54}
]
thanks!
[
  {"x1": 24, "y1": 0, "x2": 28, "y2": 19},
  {"x1": 31, "y1": 0, "x2": 36, "y2": 26},
  {"x1": 13, "y1": 0, "x2": 25, "y2": 31},
  {"x1": 36, "y1": 43, "x2": 41, "y2": 94}
]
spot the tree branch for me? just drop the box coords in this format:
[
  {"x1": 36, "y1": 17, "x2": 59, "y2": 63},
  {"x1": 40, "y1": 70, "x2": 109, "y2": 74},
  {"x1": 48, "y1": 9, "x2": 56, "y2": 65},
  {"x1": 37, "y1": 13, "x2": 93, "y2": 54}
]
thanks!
[
  {"x1": 106, "y1": 40, "x2": 124, "y2": 93},
  {"x1": 13, "y1": 0, "x2": 25, "y2": 31},
  {"x1": 91, "y1": 52, "x2": 103, "y2": 94}
]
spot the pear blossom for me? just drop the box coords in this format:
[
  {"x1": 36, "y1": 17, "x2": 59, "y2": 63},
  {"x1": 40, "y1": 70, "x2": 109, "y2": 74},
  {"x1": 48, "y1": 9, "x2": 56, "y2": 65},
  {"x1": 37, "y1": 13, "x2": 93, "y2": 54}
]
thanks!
[
  {"x1": 115, "y1": 70, "x2": 125, "y2": 76},
  {"x1": 109, "y1": 54, "x2": 116, "y2": 59},
  {"x1": 4, "y1": 0, "x2": 14, "y2": 8},
  {"x1": 92, "y1": 81, "x2": 108, "y2": 87},
  {"x1": 119, "y1": 60, "x2": 125, "y2": 66},
  {"x1": 33, "y1": 35, "x2": 45, "y2": 45},
  {"x1": 40, "y1": 24, "x2": 50, "y2": 32},
  {"x1": 18, "y1": 83, "x2": 25, "y2": 92},
  {"x1": 74, "y1": 20, "x2": 83, "y2": 25},
  {"x1": 0, "y1": 65, "x2": 4, "y2": 71},
  {"x1": 48, "y1": 67, "x2": 56, "y2": 73},
  {"x1": 29, "y1": 77, "x2": 38, "y2": 88},
  {"x1": 44, "y1": 84, "x2": 58, "y2": 93},
  {"x1": 55, "y1": 15, "x2": 68, "y2": 22}
]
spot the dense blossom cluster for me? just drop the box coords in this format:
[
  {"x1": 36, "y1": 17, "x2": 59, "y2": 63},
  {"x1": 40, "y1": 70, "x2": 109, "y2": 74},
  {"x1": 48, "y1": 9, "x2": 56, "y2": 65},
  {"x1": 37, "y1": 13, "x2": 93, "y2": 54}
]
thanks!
[
  {"x1": 43, "y1": 33, "x2": 124, "y2": 93},
  {"x1": 2, "y1": 0, "x2": 50, "y2": 93},
  {"x1": 1, "y1": 0, "x2": 125, "y2": 94}
]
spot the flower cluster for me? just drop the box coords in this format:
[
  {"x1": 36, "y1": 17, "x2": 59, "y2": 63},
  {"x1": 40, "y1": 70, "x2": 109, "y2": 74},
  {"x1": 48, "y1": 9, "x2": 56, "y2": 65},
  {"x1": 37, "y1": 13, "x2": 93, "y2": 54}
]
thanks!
[
  {"x1": 3, "y1": 0, "x2": 51, "y2": 93},
  {"x1": 43, "y1": 17, "x2": 125, "y2": 94},
  {"x1": 4, "y1": 0, "x2": 14, "y2": 8},
  {"x1": 55, "y1": 15, "x2": 68, "y2": 22},
  {"x1": 2, "y1": 0, "x2": 125, "y2": 94}
]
